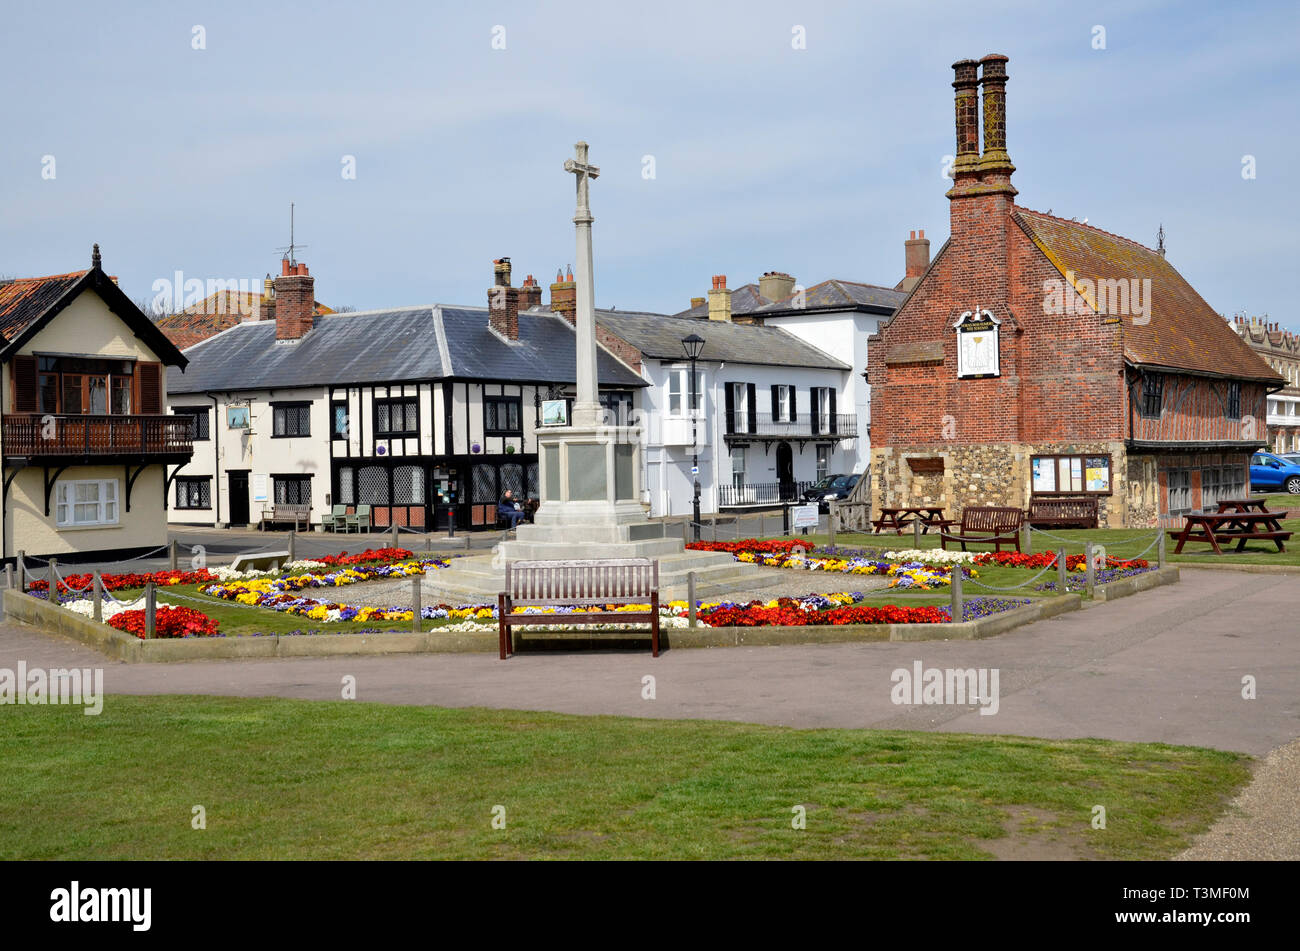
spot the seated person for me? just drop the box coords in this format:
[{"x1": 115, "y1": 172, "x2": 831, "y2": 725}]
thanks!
[{"x1": 498, "y1": 489, "x2": 525, "y2": 529}]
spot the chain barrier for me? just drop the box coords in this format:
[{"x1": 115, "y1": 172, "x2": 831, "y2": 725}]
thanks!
[
  {"x1": 50, "y1": 564, "x2": 95, "y2": 597},
  {"x1": 1027, "y1": 526, "x2": 1154, "y2": 548},
  {"x1": 963, "y1": 559, "x2": 1062, "y2": 593}
]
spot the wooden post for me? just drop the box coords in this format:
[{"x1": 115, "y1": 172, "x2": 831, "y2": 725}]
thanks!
[
  {"x1": 92, "y1": 572, "x2": 103, "y2": 624},
  {"x1": 169, "y1": 539, "x2": 178, "y2": 571},
  {"x1": 1158, "y1": 529, "x2": 1167, "y2": 568},
  {"x1": 687, "y1": 571, "x2": 697, "y2": 628},
  {"x1": 48, "y1": 558, "x2": 58, "y2": 595},
  {"x1": 1084, "y1": 542, "x2": 1096, "y2": 598},
  {"x1": 16, "y1": 551, "x2": 25, "y2": 592},
  {"x1": 1022, "y1": 523, "x2": 1032, "y2": 555},
  {"x1": 412, "y1": 576, "x2": 422, "y2": 633},
  {"x1": 829, "y1": 501, "x2": 838, "y2": 548},
  {"x1": 288, "y1": 528, "x2": 296, "y2": 563},
  {"x1": 912, "y1": 519, "x2": 921, "y2": 550},
  {"x1": 1058, "y1": 547, "x2": 1068, "y2": 593},
  {"x1": 710, "y1": 516, "x2": 717, "y2": 543},
  {"x1": 760, "y1": 512, "x2": 766, "y2": 538},
  {"x1": 391, "y1": 521, "x2": 400, "y2": 548},
  {"x1": 144, "y1": 582, "x2": 156, "y2": 639},
  {"x1": 950, "y1": 565, "x2": 963, "y2": 624}
]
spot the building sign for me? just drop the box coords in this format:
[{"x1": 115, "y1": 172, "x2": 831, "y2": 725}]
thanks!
[
  {"x1": 790, "y1": 504, "x2": 819, "y2": 529},
  {"x1": 252, "y1": 474, "x2": 268, "y2": 502},
  {"x1": 953, "y1": 308, "x2": 1001, "y2": 379},
  {"x1": 1031, "y1": 454, "x2": 1112, "y2": 495},
  {"x1": 226, "y1": 405, "x2": 250, "y2": 429},
  {"x1": 540, "y1": 399, "x2": 568, "y2": 427}
]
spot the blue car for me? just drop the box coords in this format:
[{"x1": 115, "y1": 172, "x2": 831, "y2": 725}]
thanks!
[{"x1": 1250, "y1": 452, "x2": 1300, "y2": 495}]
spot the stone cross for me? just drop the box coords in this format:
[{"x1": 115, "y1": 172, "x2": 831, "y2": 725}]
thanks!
[{"x1": 564, "y1": 141, "x2": 601, "y2": 424}]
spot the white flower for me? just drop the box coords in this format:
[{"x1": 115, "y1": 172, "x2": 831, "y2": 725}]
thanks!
[
  {"x1": 883, "y1": 548, "x2": 976, "y2": 565},
  {"x1": 62, "y1": 597, "x2": 178, "y2": 621}
]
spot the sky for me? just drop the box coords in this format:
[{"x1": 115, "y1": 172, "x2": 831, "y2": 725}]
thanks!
[{"x1": 2, "y1": 0, "x2": 1297, "y2": 328}]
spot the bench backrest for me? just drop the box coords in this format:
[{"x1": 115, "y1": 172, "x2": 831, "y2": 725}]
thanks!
[
  {"x1": 271, "y1": 503, "x2": 310, "y2": 516},
  {"x1": 961, "y1": 506, "x2": 1024, "y2": 532},
  {"x1": 1029, "y1": 497, "x2": 1097, "y2": 517},
  {"x1": 506, "y1": 558, "x2": 658, "y2": 605}
]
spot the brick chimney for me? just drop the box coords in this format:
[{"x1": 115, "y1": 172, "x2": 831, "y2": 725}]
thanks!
[
  {"x1": 975, "y1": 53, "x2": 1016, "y2": 193},
  {"x1": 690, "y1": 296, "x2": 706, "y2": 310},
  {"x1": 550, "y1": 266, "x2": 576, "y2": 324},
  {"x1": 899, "y1": 230, "x2": 931, "y2": 292},
  {"x1": 707, "y1": 274, "x2": 732, "y2": 322},
  {"x1": 758, "y1": 271, "x2": 796, "y2": 303},
  {"x1": 489, "y1": 257, "x2": 520, "y2": 340},
  {"x1": 519, "y1": 273, "x2": 543, "y2": 310},
  {"x1": 274, "y1": 258, "x2": 315, "y2": 340}
]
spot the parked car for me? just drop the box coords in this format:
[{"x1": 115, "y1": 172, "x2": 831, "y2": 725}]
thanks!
[
  {"x1": 1249, "y1": 452, "x2": 1300, "y2": 494},
  {"x1": 801, "y1": 474, "x2": 847, "y2": 506},
  {"x1": 805, "y1": 473, "x2": 861, "y2": 512},
  {"x1": 1280, "y1": 452, "x2": 1300, "y2": 467}
]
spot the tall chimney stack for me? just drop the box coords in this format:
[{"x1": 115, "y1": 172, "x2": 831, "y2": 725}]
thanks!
[
  {"x1": 707, "y1": 275, "x2": 732, "y2": 322},
  {"x1": 274, "y1": 258, "x2": 315, "y2": 340},
  {"x1": 947, "y1": 58, "x2": 982, "y2": 199},
  {"x1": 976, "y1": 53, "x2": 1016, "y2": 193},
  {"x1": 488, "y1": 257, "x2": 520, "y2": 340},
  {"x1": 900, "y1": 230, "x2": 931, "y2": 292},
  {"x1": 758, "y1": 271, "x2": 796, "y2": 303},
  {"x1": 550, "y1": 266, "x2": 576, "y2": 324},
  {"x1": 519, "y1": 273, "x2": 543, "y2": 310}
]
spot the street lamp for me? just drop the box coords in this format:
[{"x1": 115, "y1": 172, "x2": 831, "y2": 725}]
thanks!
[{"x1": 681, "y1": 333, "x2": 706, "y2": 540}]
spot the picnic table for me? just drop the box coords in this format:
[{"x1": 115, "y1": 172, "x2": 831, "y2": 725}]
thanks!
[
  {"x1": 1214, "y1": 498, "x2": 1271, "y2": 514},
  {"x1": 872, "y1": 506, "x2": 952, "y2": 535},
  {"x1": 1168, "y1": 508, "x2": 1292, "y2": 555}
]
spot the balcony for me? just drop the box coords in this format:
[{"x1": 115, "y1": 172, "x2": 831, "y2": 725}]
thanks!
[
  {"x1": 725, "y1": 413, "x2": 858, "y2": 442},
  {"x1": 3, "y1": 414, "x2": 195, "y2": 463},
  {"x1": 718, "y1": 480, "x2": 812, "y2": 508}
]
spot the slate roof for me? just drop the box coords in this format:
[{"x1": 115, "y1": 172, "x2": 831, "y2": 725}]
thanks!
[
  {"x1": 156, "y1": 291, "x2": 334, "y2": 350},
  {"x1": 673, "y1": 278, "x2": 904, "y2": 319},
  {"x1": 1015, "y1": 208, "x2": 1281, "y2": 383},
  {"x1": 167, "y1": 305, "x2": 645, "y2": 395},
  {"x1": 593, "y1": 309, "x2": 849, "y2": 370}
]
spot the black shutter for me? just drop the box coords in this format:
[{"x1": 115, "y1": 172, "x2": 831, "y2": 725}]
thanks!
[
  {"x1": 828, "y1": 389, "x2": 837, "y2": 434},
  {"x1": 770, "y1": 384, "x2": 780, "y2": 420},
  {"x1": 788, "y1": 385, "x2": 797, "y2": 421},
  {"x1": 809, "y1": 387, "x2": 819, "y2": 434},
  {"x1": 724, "y1": 384, "x2": 735, "y2": 434},
  {"x1": 746, "y1": 383, "x2": 757, "y2": 434}
]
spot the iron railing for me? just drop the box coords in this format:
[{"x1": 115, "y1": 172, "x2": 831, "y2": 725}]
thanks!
[
  {"x1": 724, "y1": 413, "x2": 858, "y2": 439},
  {"x1": 718, "y1": 480, "x2": 812, "y2": 507},
  {"x1": 2, "y1": 414, "x2": 195, "y2": 458}
]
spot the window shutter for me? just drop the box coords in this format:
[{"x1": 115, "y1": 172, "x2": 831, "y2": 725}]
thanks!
[
  {"x1": 746, "y1": 383, "x2": 757, "y2": 434},
  {"x1": 137, "y1": 362, "x2": 162, "y2": 413},
  {"x1": 724, "y1": 384, "x2": 735, "y2": 433},
  {"x1": 828, "y1": 389, "x2": 837, "y2": 433},
  {"x1": 12, "y1": 355, "x2": 37, "y2": 413},
  {"x1": 809, "y1": 387, "x2": 819, "y2": 434},
  {"x1": 788, "y1": 385, "x2": 797, "y2": 421},
  {"x1": 770, "y1": 384, "x2": 780, "y2": 419}
]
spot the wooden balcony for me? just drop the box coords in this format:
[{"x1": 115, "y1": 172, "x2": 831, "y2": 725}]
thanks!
[{"x1": 3, "y1": 414, "x2": 195, "y2": 463}]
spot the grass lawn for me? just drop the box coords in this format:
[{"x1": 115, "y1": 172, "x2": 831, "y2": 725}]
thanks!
[{"x1": 0, "y1": 695, "x2": 1249, "y2": 860}]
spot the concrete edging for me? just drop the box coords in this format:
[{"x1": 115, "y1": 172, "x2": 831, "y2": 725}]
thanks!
[
  {"x1": 1174, "y1": 561, "x2": 1299, "y2": 575},
  {"x1": 1091, "y1": 564, "x2": 1180, "y2": 601}
]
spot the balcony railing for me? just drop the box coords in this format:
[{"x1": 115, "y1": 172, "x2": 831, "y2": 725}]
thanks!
[
  {"x1": 725, "y1": 413, "x2": 858, "y2": 439},
  {"x1": 2, "y1": 414, "x2": 195, "y2": 459},
  {"x1": 718, "y1": 480, "x2": 812, "y2": 507}
]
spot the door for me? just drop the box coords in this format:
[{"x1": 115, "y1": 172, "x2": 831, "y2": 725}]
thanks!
[
  {"x1": 776, "y1": 442, "x2": 794, "y2": 499},
  {"x1": 228, "y1": 472, "x2": 249, "y2": 525}
]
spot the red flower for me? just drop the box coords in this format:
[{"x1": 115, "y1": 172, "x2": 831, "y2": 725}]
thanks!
[{"x1": 107, "y1": 606, "x2": 219, "y2": 639}]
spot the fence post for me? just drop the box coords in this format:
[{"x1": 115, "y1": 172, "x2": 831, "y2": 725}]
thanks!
[
  {"x1": 169, "y1": 539, "x2": 178, "y2": 571},
  {"x1": 710, "y1": 516, "x2": 717, "y2": 543},
  {"x1": 912, "y1": 519, "x2": 921, "y2": 550},
  {"x1": 687, "y1": 571, "x2": 697, "y2": 628},
  {"x1": 1022, "y1": 523, "x2": 1033, "y2": 555},
  {"x1": 145, "y1": 582, "x2": 156, "y2": 639},
  {"x1": 48, "y1": 558, "x2": 57, "y2": 594},
  {"x1": 92, "y1": 572, "x2": 103, "y2": 624},
  {"x1": 1084, "y1": 542, "x2": 1096, "y2": 598},
  {"x1": 16, "y1": 551, "x2": 24, "y2": 592},
  {"x1": 760, "y1": 512, "x2": 766, "y2": 539},
  {"x1": 288, "y1": 528, "x2": 296, "y2": 563},
  {"x1": 1157, "y1": 529, "x2": 1167, "y2": 568},
  {"x1": 829, "y1": 501, "x2": 838, "y2": 548},
  {"x1": 1058, "y1": 547, "x2": 1068, "y2": 594},
  {"x1": 412, "y1": 576, "x2": 422, "y2": 633},
  {"x1": 680, "y1": 520, "x2": 689, "y2": 546},
  {"x1": 950, "y1": 565, "x2": 963, "y2": 624},
  {"x1": 391, "y1": 521, "x2": 400, "y2": 548},
  {"x1": 782, "y1": 505, "x2": 790, "y2": 535}
]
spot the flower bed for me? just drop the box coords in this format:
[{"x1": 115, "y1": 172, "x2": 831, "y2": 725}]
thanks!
[
  {"x1": 686, "y1": 539, "x2": 964, "y2": 589},
  {"x1": 27, "y1": 568, "x2": 218, "y2": 595},
  {"x1": 973, "y1": 551, "x2": 1149, "y2": 571},
  {"x1": 108, "y1": 605, "x2": 220, "y2": 639}
]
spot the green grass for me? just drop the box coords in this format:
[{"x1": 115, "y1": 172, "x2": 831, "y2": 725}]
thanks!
[{"x1": 0, "y1": 696, "x2": 1250, "y2": 860}]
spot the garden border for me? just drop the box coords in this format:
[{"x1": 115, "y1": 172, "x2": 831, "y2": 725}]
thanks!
[{"x1": 3, "y1": 567, "x2": 1179, "y2": 663}]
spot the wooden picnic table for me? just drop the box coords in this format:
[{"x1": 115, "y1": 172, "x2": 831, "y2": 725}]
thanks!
[
  {"x1": 1169, "y1": 509, "x2": 1292, "y2": 555},
  {"x1": 872, "y1": 506, "x2": 952, "y2": 536},
  {"x1": 1214, "y1": 498, "x2": 1271, "y2": 514}
]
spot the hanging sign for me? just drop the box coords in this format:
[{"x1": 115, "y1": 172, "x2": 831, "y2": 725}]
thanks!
[{"x1": 953, "y1": 308, "x2": 1001, "y2": 379}]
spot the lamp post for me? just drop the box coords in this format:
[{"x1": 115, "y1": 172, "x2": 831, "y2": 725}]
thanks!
[{"x1": 681, "y1": 334, "x2": 706, "y2": 540}]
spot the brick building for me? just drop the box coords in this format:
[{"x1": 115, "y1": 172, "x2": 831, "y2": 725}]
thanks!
[
  {"x1": 868, "y1": 54, "x2": 1283, "y2": 527},
  {"x1": 1230, "y1": 315, "x2": 1299, "y2": 453}
]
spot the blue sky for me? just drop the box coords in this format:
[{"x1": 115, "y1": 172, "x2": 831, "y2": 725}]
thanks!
[{"x1": 2, "y1": 0, "x2": 1297, "y2": 327}]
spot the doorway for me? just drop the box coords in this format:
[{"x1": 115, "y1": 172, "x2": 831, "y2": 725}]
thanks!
[
  {"x1": 776, "y1": 442, "x2": 794, "y2": 499},
  {"x1": 228, "y1": 471, "x2": 249, "y2": 526}
]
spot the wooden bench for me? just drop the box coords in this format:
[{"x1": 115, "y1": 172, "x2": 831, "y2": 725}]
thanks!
[
  {"x1": 1027, "y1": 496, "x2": 1098, "y2": 529},
  {"x1": 498, "y1": 558, "x2": 660, "y2": 659},
  {"x1": 258, "y1": 503, "x2": 311, "y2": 531},
  {"x1": 940, "y1": 506, "x2": 1024, "y2": 552}
]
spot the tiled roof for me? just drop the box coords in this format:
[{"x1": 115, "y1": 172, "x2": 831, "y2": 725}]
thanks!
[
  {"x1": 155, "y1": 291, "x2": 333, "y2": 349},
  {"x1": 0, "y1": 271, "x2": 89, "y2": 341},
  {"x1": 1015, "y1": 208, "x2": 1281, "y2": 383}
]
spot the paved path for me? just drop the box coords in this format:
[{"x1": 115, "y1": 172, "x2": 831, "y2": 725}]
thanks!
[
  {"x1": 3, "y1": 569, "x2": 1296, "y2": 757},
  {"x1": 1176, "y1": 736, "x2": 1300, "y2": 860}
]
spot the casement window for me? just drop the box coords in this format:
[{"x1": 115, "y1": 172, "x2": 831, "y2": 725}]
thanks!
[
  {"x1": 273, "y1": 475, "x2": 311, "y2": 505},
  {"x1": 1226, "y1": 382, "x2": 1241, "y2": 421},
  {"x1": 666, "y1": 368, "x2": 704, "y2": 417},
  {"x1": 172, "y1": 406, "x2": 210, "y2": 441},
  {"x1": 54, "y1": 479, "x2": 119, "y2": 527},
  {"x1": 1167, "y1": 469, "x2": 1192, "y2": 516},
  {"x1": 375, "y1": 398, "x2": 418, "y2": 437},
  {"x1": 771, "y1": 384, "x2": 796, "y2": 423},
  {"x1": 18, "y1": 356, "x2": 147, "y2": 416},
  {"x1": 1139, "y1": 373, "x2": 1164, "y2": 419},
  {"x1": 1201, "y1": 465, "x2": 1245, "y2": 511},
  {"x1": 331, "y1": 401, "x2": 349, "y2": 440},
  {"x1": 809, "y1": 387, "x2": 837, "y2": 434},
  {"x1": 175, "y1": 477, "x2": 212, "y2": 509},
  {"x1": 725, "y1": 383, "x2": 757, "y2": 433},
  {"x1": 1030, "y1": 454, "x2": 1113, "y2": 495},
  {"x1": 484, "y1": 396, "x2": 522, "y2": 435},
  {"x1": 272, "y1": 402, "x2": 311, "y2": 438},
  {"x1": 816, "y1": 443, "x2": 832, "y2": 482}
]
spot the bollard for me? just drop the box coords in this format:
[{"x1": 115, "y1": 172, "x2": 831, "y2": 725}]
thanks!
[
  {"x1": 829, "y1": 501, "x2": 838, "y2": 548},
  {"x1": 1157, "y1": 529, "x2": 1167, "y2": 568},
  {"x1": 782, "y1": 505, "x2": 790, "y2": 535},
  {"x1": 711, "y1": 516, "x2": 717, "y2": 543},
  {"x1": 288, "y1": 528, "x2": 296, "y2": 563},
  {"x1": 144, "y1": 582, "x2": 157, "y2": 639},
  {"x1": 169, "y1": 538, "x2": 178, "y2": 571},
  {"x1": 687, "y1": 571, "x2": 697, "y2": 628},
  {"x1": 92, "y1": 572, "x2": 103, "y2": 624},
  {"x1": 16, "y1": 551, "x2": 25, "y2": 592},
  {"x1": 48, "y1": 558, "x2": 58, "y2": 594},
  {"x1": 1057, "y1": 547, "x2": 1068, "y2": 594},
  {"x1": 760, "y1": 512, "x2": 766, "y2": 539},
  {"x1": 950, "y1": 565, "x2": 963, "y2": 624},
  {"x1": 412, "y1": 576, "x2": 422, "y2": 633},
  {"x1": 1022, "y1": 523, "x2": 1033, "y2": 555},
  {"x1": 1084, "y1": 542, "x2": 1096, "y2": 598},
  {"x1": 912, "y1": 519, "x2": 922, "y2": 550},
  {"x1": 448, "y1": 510, "x2": 456, "y2": 538}
]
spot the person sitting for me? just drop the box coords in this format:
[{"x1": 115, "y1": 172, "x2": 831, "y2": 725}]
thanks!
[{"x1": 498, "y1": 490, "x2": 525, "y2": 530}]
